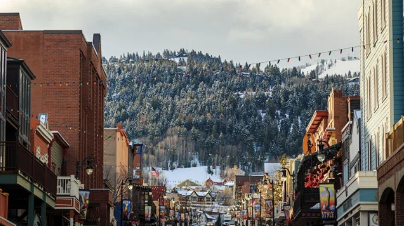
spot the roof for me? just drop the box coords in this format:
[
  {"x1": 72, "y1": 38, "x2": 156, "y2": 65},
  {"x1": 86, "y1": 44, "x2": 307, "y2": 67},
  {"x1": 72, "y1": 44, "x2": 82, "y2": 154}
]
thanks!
[
  {"x1": 224, "y1": 181, "x2": 234, "y2": 186},
  {"x1": 7, "y1": 57, "x2": 35, "y2": 80},
  {"x1": 306, "y1": 110, "x2": 328, "y2": 133},
  {"x1": 176, "y1": 179, "x2": 200, "y2": 187},
  {"x1": 249, "y1": 172, "x2": 264, "y2": 176},
  {"x1": 0, "y1": 30, "x2": 11, "y2": 47},
  {"x1": 235, "y1": 175, "x2": 263, "y2": 186},
  {"x1": 264, "y1": 163, "x2": 282, "y2": 175},
  {"x1": 51, "y1": 131, "x2": 70, "y2": 147}
]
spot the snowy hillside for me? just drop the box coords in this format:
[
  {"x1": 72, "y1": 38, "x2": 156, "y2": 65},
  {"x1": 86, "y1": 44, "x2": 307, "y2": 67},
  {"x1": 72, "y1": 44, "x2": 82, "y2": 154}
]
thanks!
[
  {"x1": 162, "y1": 166, "x2": 222, "y2": 189},
  {"x1": 300, "y1": 58, "x2": 360, "y2": 78}
]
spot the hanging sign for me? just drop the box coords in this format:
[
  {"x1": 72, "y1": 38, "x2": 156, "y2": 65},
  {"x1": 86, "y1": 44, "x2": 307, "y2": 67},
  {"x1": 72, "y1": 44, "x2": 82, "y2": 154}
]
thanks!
[{"x1": 319, "y1": 183, "x2": 336, "y2": 220}]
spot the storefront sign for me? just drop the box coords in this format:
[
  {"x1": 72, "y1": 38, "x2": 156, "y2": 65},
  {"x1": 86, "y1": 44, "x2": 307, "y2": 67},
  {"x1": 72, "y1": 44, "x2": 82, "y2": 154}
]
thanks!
[
  {"x1": 254, "y1": 204, "x2": 260, "y2": 218},
  {"x1": 123, "y1": 200, "x2": 131, "y2": 220},
  {"x1": 369, "y1": 212, "x2": 378, "y2": 226},
  {"x1": 319, "y1": 184, "x2": 336, "y2": 220},
  {"x1": 145, "y1": 206, "x2": 151, "y2": 222},
  {"x1": 79, "y1": 190, "x2": 90, "y2": 219},
  {"x1": 265, "y1": 200, "x2": 272, "y2": 215}
]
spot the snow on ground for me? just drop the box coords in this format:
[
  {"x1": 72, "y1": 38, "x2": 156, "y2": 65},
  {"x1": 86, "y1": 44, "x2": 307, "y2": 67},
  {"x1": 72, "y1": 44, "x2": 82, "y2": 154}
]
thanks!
[
  {"x1": 319, "y1": 59, "x2": 360, "y2": 78},
  {"x1": 162, "y1": 166, "x2": 222, "y2": 189},
  {"x1": 301, "y1": 59, "x2": 360, "y2": 78}
]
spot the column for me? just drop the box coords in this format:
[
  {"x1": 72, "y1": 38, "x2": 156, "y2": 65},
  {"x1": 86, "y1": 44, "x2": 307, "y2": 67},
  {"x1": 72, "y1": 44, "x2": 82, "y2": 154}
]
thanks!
[
  {"x1": 28, "y1": 193, "x2": 34, "y2": 226},
  {"x1": 69, "y1": 209, "x2": 74, "y2": 226},
  {"x1": 351, "y1": 216, "x2": 357, "y2": 226},
  {"x1": 41, "y1": 201, "x2": 46, "y2": 226},
  {"x1": 360, "y1": 211, "x2": 368, "y2": 226}
]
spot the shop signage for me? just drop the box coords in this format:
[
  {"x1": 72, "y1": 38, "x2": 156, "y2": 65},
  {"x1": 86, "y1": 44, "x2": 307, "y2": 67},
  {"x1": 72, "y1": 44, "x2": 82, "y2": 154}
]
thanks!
[
  {"x1": 145, "y1": 206, "x2": 151, "y2": 222},
  {"x1": 79, "y1": 189, "x2": 90, "y2": 219},
  {"x1": 319, "y1": 184, "x2": 336, "y2": 220}
]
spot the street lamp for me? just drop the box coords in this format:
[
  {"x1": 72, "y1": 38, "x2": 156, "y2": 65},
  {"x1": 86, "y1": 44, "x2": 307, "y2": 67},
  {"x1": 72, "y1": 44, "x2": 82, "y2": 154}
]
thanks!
[
  {"x1": 316, "y1": 139, "x2": 329, "y2": 162},
  {"x1": 75, "y1": 155, "x2": 94, "y2": 179},
  {"x1": 121, "y1": 177, "x2": 134, "y2": 226},
  {"x1": 263, "y1": 179, "x2": 275, "y2": 226}
]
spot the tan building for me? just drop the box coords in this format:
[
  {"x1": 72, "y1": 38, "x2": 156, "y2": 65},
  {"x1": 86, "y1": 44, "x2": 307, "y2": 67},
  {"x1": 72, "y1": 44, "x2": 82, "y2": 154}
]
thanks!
[{"x1": 104, "y1": 124, "x2": 130, "y2": 203}]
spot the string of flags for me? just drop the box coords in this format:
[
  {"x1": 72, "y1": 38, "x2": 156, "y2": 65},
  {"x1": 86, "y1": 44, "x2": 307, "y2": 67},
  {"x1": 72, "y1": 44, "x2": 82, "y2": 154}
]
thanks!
[{"x1": 3, "y1": 38, "x2": 399, "y2": 87}]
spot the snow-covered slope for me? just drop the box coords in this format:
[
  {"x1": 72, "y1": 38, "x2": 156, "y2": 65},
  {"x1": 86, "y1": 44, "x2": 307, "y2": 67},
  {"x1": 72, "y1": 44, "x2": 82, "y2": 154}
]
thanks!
[
  {"x1": 301, "y1": 58, "x2": 360, "y2": 78},
  {"x1": 162, "y1": 166, "x2": 221, "y2": 189}
]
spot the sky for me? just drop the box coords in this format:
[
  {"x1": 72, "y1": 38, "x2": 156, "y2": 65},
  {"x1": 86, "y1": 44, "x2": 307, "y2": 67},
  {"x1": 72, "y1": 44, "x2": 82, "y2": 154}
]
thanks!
[{"x1": 3, "y1": 0, "x2": 361, "y2": 67}]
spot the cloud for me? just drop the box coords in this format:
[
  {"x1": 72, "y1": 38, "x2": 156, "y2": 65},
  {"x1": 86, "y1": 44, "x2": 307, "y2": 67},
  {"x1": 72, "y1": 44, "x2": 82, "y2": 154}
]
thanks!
[{"x1": 3, "y1": 0, "x2": 360, "y2": 65}]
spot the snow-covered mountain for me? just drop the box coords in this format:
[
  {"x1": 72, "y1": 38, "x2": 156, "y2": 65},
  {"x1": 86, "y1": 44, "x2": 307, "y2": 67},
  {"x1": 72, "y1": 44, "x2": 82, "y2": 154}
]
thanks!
[
  {"x1": 162, "y1": 166, "x2": 222, "y2": 189},
  {"x1": 300, "y1": 57, "x2": 360, "y2": 78}
]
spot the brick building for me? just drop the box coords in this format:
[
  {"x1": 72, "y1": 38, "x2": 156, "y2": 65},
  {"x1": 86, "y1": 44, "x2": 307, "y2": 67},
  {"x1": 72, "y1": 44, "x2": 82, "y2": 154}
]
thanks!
[
  {"x1": 0, "y1": 13, "x2": 106, "y2": 189},
  {"x1": 0, "y1": 13, "x2": 111, "y2": 225}
]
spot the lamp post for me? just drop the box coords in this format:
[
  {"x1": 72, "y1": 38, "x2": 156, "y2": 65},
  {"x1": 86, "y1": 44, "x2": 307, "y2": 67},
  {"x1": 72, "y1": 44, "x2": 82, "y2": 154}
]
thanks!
[
  {"x1": 75, "y1": 155, "x2": 94, "y2": 179},
  {"x1": 121, "y1": 177, "x2": 134, "y2": 226}
]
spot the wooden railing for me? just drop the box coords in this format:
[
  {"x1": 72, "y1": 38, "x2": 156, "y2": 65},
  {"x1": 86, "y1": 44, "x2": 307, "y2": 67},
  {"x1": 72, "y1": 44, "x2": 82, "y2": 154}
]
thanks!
[
  {"x1": 274, "y1": 202, "x2": 284, "y2": 219},
  {"x1": 57, "y1": 175, "x2": 80, "y2": 199},
  {"x1": 6, "y1": 86, "x2": 18, "y2": 120},
  {"x1": 386, "y1": 116, "x2": 404, "y2": 159},
  {"x1": 0, "y1": 141, "x2": 57, "y2": 198}
]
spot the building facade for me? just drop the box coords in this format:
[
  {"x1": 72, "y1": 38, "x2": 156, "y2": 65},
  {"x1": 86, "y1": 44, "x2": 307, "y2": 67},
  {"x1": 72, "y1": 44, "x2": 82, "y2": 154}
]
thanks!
[
  {"x1": 0, "y1": 12, "x2": 112, "y2": 226},
  {"x1": 103, "y1": 124, "x2": 130, "y2": 203},
  {"x1": 358, "y1": 0, "x2": 404, "y2": 225},
  {"x1": 0, "y1": 13, "x2": 107, "y2": 190},
  {"x1": 337, "y1": 110, "x2": 379, "y2": 226}
]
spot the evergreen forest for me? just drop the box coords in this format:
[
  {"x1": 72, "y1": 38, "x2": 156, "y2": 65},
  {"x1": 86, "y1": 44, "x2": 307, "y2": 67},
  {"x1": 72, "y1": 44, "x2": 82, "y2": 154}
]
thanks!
[{"x1": 103, "y1": 49, "x2": 359, "y2": 173}]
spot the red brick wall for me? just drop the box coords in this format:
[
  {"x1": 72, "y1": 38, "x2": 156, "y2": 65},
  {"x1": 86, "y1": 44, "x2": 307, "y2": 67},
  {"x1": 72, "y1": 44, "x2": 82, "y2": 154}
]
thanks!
[
  {"x1": 0, "y1": 13, "x2": 22, "y2": 30},
  {"x1": 1, "y1": 28, "x2": 106, "y2": 190}
]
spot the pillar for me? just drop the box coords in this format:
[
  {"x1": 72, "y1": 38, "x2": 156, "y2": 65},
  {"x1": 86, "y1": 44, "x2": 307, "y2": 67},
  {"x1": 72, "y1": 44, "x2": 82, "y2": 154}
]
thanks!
[
  {"x1": 359, "y1": 211, "x2": 368, "y2": 226},
  {"x1": 69, "y1": 209, "x2": 74, "y2": 226},
  {"x1": 27, "y1": 193, "x2": 34, "y2": 225},
  {"x1": 351, "y1": 217, "x2": 357, "y2": 226},
  {"x1": 41, "y1": 201, "x2": 46, "y2": 226},
  {"x1": 395, "y1": 191, "x2": 404, "y2": 226}
]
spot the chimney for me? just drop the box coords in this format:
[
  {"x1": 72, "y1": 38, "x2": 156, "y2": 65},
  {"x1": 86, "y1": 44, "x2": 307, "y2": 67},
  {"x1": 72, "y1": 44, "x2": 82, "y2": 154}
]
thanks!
[{"x1": 0, "y1": 13, "x2": 23, "y2": 30}]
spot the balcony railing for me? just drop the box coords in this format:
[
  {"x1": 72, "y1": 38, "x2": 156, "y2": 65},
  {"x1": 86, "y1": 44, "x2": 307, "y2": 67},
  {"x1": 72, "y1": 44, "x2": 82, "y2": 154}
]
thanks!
[
  {"x1": 386, "y1": 116, "x2": 404, "y2": 159},
  {"x1": 57, "y1": 175, "x2": 80, "y2": 199},
  {"x1": 274, "y1": 202, "x2": 285, "y2": 220},
  {"x1": 6, "y1": 86, "x2": 18, "y2": 120},
  {"x1": 0, "y1": 141, "x2": 57, "y2": 198},
  {"x1": 293, "y1": 188, "x2": 320, "y2": 217}
]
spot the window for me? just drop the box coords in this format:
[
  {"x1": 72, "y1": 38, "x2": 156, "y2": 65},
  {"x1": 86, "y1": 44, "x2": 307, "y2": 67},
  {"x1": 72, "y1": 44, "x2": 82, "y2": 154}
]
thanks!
[
  {"x1": 366, "y1": 76, "x2": 372, "y2": 119},
  {"x1": 375, "y1": 130, "x2": 380, "y2": 167},
  {"x1": 374, "y1": 64, "x2": 379, "y2": 110},
  {"x1": 366, "y1": 14, "x2": 371, "y2": 55},
  {"x1": 381, "y1": 0, "x2": 386, "y2": 29},
  {"x1": 384, "y1": 51, "x2": 388, "y2": 98},
  {"x1": 373, "y1": 0, "x2": 378, "y2": 42},
  {"x1": 381, "y1": 53, "x2": 386, "y2": 98},
  {"x1": 343, "y1": 162, "x2": 348, "y2": 185}
]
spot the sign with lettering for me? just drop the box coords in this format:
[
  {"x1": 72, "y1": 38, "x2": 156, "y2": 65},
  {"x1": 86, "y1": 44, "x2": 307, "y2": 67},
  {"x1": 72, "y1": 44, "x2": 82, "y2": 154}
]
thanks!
[{"x1": 319, "y1": 184, "x2": 336, "y2": 220}]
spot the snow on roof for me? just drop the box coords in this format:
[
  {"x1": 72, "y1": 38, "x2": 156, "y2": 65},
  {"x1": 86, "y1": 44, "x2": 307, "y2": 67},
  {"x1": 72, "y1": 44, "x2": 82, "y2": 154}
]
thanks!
[
  {"x1": 224, "y1": 181, "x2": 234, "y2": 186},
  {"x1": 196, "y1": 192, "x2": 209, "y2": 197},
  {"x1": 264, "y1": 163, "x2": 282, "y2": 175},
  {"x1": 163, "y1": 166, "x2": 221, "y2": 189}
]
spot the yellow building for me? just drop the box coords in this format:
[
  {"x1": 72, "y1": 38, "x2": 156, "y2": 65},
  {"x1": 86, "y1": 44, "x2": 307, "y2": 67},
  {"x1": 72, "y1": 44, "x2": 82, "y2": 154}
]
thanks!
[{"x1": 104, "y1": 124, "x2": 130, "y2": 202}]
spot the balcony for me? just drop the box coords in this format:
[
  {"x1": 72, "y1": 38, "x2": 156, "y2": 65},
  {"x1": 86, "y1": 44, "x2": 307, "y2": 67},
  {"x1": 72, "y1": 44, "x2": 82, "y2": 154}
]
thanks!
[
  {"x1": 6, "y1": 86, "x2": 18, "y2": 121},
  {"x1": 293, "y1": 188, "x2": 321, "y2": 219},
  {"x1": 57, "y1": 175, "x2": 81, "y2": 199},
  {"x1": 386, "y1": 116, "x2": 404, "y2": 159},
  {"x1": 274, "y1": 202, "x2": 285, "y2": 221},
  {"x1": 0, "y1": 141, "x2": 57, "y2": 198}
]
